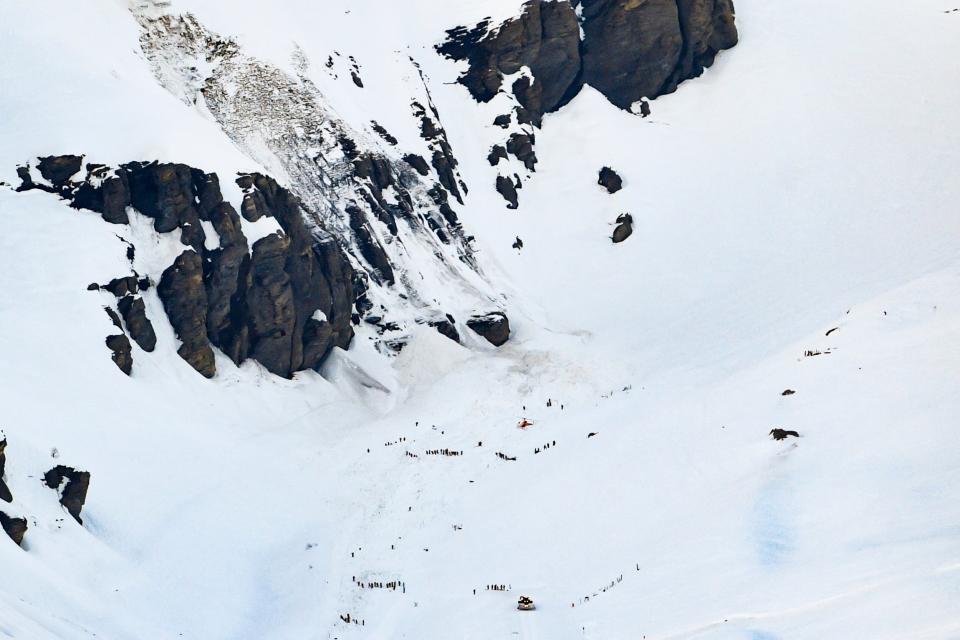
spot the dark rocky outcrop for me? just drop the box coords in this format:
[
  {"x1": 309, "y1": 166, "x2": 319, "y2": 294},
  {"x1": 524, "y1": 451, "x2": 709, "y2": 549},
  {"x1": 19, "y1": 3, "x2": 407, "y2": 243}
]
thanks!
[
  {"x1": 124, "y1": 162, "x2": 207, "y2": 252},
  {"x1": 104, "y1": 307, "x2": 123, "y2": 330},
  {"x1": 402, "y1": 154, "x2": 431, "y2": 176},
  {"x1": 488, "y1": 145, "x2": 509, "y2": 167},
  {"x1": 72, "y1": 164, "x2": 131, "y2": 224},
  {"x1": 347, "y1": 205, "x2": 395, "y2": 286},
  {"x1": 506, "y1": 133, "x2": 538, "y2": 172},
  {"x1": 370, "y1": 121, "x2": 398, "y2": 145},
  {"x1": 37, "y1": 155, "x2": 83, "y2": 188},
  {"x1": 581, "y1": 0, "x2": 738, "y2": 107},
  {"x1": 43, "y1": 466, "x2": 91, "y2": 525},
  {"x1": 467, "y1": 311, "x2": 511, "y2": 346},
  {"x1": 612, "y1": 213, "x2": 633, "y2": 243},
  {"x1": 438, "y1": 1, "x2": 581, "y2": 124},
  {"x1": 770, "y1": 428, "x2": 800, "y2": 441},
  {"x1": 0, "y1": 512, "x2": 27, "y2": 546},
  {"x1": 439, "y1": 0, "x2": 738, "y2": 116},
  {"x1": 117, "y1": 296, "x2": 158, "y2": 352},
  {"x1": 598, "y1": 166, "x2": 623, "y2": 193},
  {"x1": 496, "y1": 175, "x2": 519, "y2": 209},
  {"x1": 429, "y1": 315, "x2": 461, "y2": 343},
  {"x1": 104, "y1": 276, "x2": 140, "y2": 298},
  {"x1": 159, "y1": 250, "x2": 216, "y2": 378},
  {"x1": 105, "y1": 334, "x2": 133, "y2": 375},
  {"x1": 0, "y1": 438, "x2": 11, "y2": 504},
  {"x1": 413, "y1": 101, "x2": 464, "y2": 204}
]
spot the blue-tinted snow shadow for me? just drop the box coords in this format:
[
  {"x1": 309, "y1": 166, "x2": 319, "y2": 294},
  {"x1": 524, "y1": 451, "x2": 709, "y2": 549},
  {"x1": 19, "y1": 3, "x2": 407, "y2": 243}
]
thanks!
[{"x1": 750, "y1": 469, "x2": 796, "y2": 567}]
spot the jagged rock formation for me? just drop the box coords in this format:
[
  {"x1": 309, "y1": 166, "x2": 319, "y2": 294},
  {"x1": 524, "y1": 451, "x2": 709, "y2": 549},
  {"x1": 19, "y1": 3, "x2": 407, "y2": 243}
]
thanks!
[
  {"x1": 0, "y1": 438, "x2": 12, "y2": 503},
  {"x1": 44, "y1": 466, "x2": 91, "y2": 525},
  {"x1": 439, "y1": 0, "x2": 738, "y2": 119},
  {"x1": 612, "y1": 213, "x2": 634, "y2": 243},
  {"x1": 0, "y1": 512, "x2": 27, "y2": 546},
  {"x1": 17, "y1": 158, "x2": 358, "y2": 379},
  {"x1": 598, "y1": 167, "x2": 623, "y2": 193},
  {"x1": 429, "y1": 315, "x2": 461, "y2": 343},
  {"x1": 468, "y1": 312, "x2": 511, "y2": 347},
  {"x1": 130, "y1": 8, "x2": 496, "y2": 362},
  {"x1": 437, "y1": 1, "x2": 582, "y2": 125}
]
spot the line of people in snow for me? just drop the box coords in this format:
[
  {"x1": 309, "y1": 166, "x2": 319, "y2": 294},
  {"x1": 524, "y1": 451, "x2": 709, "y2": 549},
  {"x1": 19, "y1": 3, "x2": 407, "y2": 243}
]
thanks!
[
  {"x1": 534, "y1": 440, "x2": 557, "y2": 454},
  {"x1": 353, "y1": 577, "x2": 405, "y2": 592},
  {"x1": 339, "y1": 613, "x2": 364, "y2": 625},
  {"x1": 495, "y1": 451, "x2": 517, "y2": 461},
  {"x1": 425, "y1": 448, "x2": 462, "y2": 456},
  {"x1": 572, "y1": 569, "x2": 634, "y2": 607}
]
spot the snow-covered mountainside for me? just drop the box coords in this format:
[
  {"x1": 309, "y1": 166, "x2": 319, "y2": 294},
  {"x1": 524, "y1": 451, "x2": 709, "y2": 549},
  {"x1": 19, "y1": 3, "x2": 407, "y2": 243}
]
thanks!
[{"x1": 1, "y1": 1, "x2": 958, "y2": 638}]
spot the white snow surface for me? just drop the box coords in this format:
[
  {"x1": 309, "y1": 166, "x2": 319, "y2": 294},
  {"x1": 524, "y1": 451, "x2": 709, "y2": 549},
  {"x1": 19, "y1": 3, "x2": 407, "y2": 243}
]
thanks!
[{"x1": 1, "y1": 1, "x2": 959, "y2": 639}]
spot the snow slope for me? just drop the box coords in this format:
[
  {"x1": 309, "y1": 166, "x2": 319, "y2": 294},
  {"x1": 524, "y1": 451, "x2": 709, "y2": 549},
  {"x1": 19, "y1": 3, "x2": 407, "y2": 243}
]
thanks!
[{"x1": 1, "y1": 0, "x2": 959, "y2": 639}]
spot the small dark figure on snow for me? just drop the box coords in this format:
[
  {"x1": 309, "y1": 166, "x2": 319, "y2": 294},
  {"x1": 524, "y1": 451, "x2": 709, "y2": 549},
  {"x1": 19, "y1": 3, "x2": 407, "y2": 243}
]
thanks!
[{"x1": 513, "y1": 236, "x2": 524, "y2": 250}]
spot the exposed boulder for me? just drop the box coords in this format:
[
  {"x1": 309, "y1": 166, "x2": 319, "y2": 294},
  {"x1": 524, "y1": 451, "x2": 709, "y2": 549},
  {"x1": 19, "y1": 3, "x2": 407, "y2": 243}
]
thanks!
[
  {"x1": 0, "y1": 438, "x2": 12, "y2": 503},
  {"x1": 158, "y1": 250, "x2": 216, "y2": 378},
  {"x1": 402, "y1": 153, "x2": 431, "y2": 176},
  {"x1": 488, "y1": 145, "x2": 509, "y2": 167},
  {"x1": 0, "y1": 512, "x2": 27, "y2": 546},
  {"x1": 612, "y1": 213, "x2": 633, "y2": 243},
  {"x1": 105, "y1": 334, "x2": 133, "y2": 375},
  {"x1": 506, "y1": 133, "x2": 538, "y2": 171},
  {"x1": 117, "y1": 296, "x2": 158, "y2": 352},
  {"x1": 43, "y1": 466, "x2": 91, "y2": 525},
  {"x1": 496, "y1": 176, "x2": 519, "y2": 209},
  {"x1": 770, "y1": 428, "x2": 800, "y2": 441},
  {"x1": 598, "y1": 166, "x2": 623, "y2": 193},
  {"x1": 468, "y1": 311, "x2": 511, "y2": 346},
  {"x1": 429, "y1": 315, "x2": 461, "y2": 343},
  {"x1": 37, "y1": 155, "x2": 83, "y2": 188}
]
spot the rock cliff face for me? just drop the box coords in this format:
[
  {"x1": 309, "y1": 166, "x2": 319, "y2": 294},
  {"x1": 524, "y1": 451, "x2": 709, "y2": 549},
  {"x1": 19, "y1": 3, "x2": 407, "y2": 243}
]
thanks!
[
  {"x1": 439, "y1": 0, "x2": 738, "y2": 119},
  {"x1": 17, "y1": 158, "x2": 358, "y2": 379}
]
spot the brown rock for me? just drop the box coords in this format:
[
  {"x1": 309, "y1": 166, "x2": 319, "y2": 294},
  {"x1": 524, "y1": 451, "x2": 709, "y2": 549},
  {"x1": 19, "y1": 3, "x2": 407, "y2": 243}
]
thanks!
[
  {"x1": 43, "y1": 466, "x2": 91, "y2": 525},
  {"x1": 0, "y1": 512, "x2": 27, "y2": 546},
  {"x1": 105, "y1": 334, "x2": 133, "y2": 375},
  {"x1": 158, "y1": 250, "x2": 216, "y2": 378},
  {"x1": 468, "y1": 312, "x2": 511, "y2": 346},
  {"x1": 117, "y1": 296, "x2": 157, "y2": 352}
]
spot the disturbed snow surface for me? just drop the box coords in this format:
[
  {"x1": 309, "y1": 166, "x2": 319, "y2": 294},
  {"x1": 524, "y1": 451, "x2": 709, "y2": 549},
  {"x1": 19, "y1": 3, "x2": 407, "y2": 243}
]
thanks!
[{"x1": 1, "y1": 0, "x2": 959, "y2": 639}]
